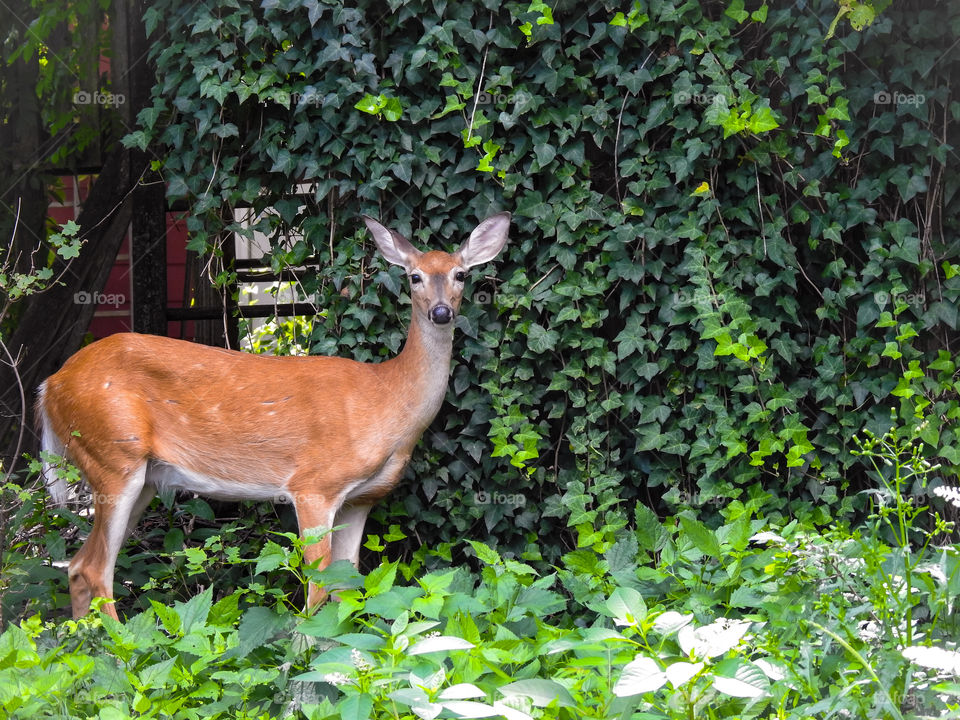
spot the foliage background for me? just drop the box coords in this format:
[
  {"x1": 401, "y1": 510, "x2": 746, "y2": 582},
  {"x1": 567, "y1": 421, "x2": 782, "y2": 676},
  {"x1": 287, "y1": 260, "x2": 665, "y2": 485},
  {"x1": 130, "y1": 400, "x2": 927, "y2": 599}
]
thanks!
[{"x1": 127, "y1": 0, "x2": 960, "y2": 568}]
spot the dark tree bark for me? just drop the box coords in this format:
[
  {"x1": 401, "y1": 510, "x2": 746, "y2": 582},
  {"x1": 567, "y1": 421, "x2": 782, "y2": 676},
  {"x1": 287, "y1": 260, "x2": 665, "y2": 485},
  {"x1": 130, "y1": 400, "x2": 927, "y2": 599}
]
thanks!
[
  {"x1": 0, "y1": 0, "x2": 47, "y2": 278},
  {"x1": 115, "y1": 0, "x2": 169, "y2": 337},
  {"x1": 0, "y1": 147, "x2": 146, "y2": 468},
  {"x1": 1, "y1": 0, "x2": 55, "y2": 475}
]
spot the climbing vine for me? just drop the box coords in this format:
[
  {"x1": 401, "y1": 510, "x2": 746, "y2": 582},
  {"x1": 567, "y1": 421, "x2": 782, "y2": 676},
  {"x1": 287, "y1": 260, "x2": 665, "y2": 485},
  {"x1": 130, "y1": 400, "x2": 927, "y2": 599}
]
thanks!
[{"x1": 130, "y1": 0, "x2": 960, "y2": 562}]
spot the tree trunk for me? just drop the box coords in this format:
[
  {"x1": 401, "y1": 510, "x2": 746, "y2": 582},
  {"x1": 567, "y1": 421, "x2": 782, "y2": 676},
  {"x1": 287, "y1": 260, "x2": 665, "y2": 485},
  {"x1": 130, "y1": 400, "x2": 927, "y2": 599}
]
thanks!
[{"x1": 0, "y1": 147, "x2": 146, "y2": 470}]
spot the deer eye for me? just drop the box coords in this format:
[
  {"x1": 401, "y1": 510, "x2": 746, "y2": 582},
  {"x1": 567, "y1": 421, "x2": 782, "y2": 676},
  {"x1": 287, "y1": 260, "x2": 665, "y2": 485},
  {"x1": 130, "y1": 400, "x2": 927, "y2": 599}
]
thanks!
[
  {"x1": 455, "y1": 271, "x2": 466, "y2": 282},
  {"x1": 410, "y1": 273, "x2": 422, "y2": 284}
]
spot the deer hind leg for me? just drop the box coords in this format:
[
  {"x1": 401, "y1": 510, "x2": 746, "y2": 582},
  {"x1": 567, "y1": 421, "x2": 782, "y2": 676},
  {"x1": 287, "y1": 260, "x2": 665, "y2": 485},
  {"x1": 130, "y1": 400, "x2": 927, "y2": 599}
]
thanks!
[{"x1": 69, "y1": 463, "x2": 147, "y2": 620}]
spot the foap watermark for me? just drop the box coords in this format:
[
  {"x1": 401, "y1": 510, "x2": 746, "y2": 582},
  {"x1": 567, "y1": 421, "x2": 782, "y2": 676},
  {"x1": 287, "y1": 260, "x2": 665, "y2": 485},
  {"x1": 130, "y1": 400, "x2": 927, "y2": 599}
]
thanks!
[
  {"x1": 873, "y1": 90, "x2": 925, "y2": 107},
  {"x1": 475, "y1": 490, "x2": 526, "y2": 507},
  {"x1": 473, "y1": 289, "x2": 495, "y2": 305},
  {"x1": 874, "y1": 291, "x2": 925, "y2": 308},
  {"x1": 674, "y1": 288, "x2": 724, "y2": 305},
  {"x1": 475, "y1": 91, "x2": 529, "y2": 105},
  {"x1": 674, "y1": 90, "x2": 726, "y2": 106},
  {"x1": 672, "y1": 490, "x2": 726, "y2": 507},
  {"x1": 269, "y1": 89, "x2": 325, "y2": 108},
  {"x1": 73, "y1": 90, "x2": 126, "y2": 107},
  {"x1": 270, "y1": 491, "x2": 329, "y2": 506},
  {"x1": 74, "y1": 291, "x2": 125, "y2": 307}
]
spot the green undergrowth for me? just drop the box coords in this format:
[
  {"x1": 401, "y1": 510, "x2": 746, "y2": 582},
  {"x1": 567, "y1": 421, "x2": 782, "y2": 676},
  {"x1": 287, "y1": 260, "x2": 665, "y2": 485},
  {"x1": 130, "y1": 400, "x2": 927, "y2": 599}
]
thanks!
[
  {"x1": 4, "y1": 416, "x2": 960, "y2": 719},
  {"x1": 4, "y1": 427, "x2": 960, "y2": 720},
  {"x1": 3, "y1": 521, "x2": 958, "y2": 719}
]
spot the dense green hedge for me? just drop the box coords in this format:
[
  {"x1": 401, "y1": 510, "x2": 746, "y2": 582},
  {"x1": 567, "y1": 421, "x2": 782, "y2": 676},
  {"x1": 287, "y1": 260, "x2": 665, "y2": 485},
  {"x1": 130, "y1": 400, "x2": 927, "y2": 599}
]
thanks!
[{"x1": 128, "y1": 0, "x2": 960, "y2": 565}]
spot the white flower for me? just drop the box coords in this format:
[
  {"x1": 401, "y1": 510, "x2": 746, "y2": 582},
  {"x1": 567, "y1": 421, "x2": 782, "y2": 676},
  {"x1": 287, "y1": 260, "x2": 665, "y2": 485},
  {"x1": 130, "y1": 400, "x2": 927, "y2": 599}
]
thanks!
[
  {"x1": 933, "y1": 485, "x2": 960, "y2": 508},
  {"x1": 858, "y1": 620, "x2": 881, "y2": 642},
  {"x1": 351, "y1": 647, "x2": 373, "y2": 672},
  {"x1": 324, "y1": 672, "x2": 353, "y2": 686},
  {"x1": 903, "y1": 645, "x2": 960, "y2": 674}
]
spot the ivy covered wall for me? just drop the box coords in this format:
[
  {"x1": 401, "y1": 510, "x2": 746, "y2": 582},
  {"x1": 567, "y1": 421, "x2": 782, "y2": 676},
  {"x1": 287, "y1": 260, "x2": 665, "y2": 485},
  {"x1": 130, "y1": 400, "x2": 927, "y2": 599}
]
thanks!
[{"x1": 130, "y1": 0, "x2": 960, "y2": 565}]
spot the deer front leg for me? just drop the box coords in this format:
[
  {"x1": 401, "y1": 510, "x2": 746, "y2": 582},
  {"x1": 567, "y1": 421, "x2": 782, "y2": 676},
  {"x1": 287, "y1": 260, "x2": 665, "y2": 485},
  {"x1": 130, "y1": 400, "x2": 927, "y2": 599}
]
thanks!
[
  {"x1": 327, "y1": 455, "x2": 409, "y2": 571},
  {"x1": 290, "y1": 488, "x2": 338, "y2": 609},
  {"x1": 331, "y1": 503, "x2": 374, "y2": 566}
]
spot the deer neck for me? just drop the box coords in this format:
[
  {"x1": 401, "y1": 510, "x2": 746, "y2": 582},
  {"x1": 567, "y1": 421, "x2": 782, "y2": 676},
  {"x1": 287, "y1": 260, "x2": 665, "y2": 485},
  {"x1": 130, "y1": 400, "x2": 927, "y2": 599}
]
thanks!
[{"x1": 378, "y1": 311, "x2": 454, "y2": 431}]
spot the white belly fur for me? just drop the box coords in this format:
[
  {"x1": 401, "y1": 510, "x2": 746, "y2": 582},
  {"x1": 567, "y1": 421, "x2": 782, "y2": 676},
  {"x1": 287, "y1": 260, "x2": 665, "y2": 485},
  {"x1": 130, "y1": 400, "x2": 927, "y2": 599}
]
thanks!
[{"x1": 146, "y1": 460, "x2": 291, "y2": 502}]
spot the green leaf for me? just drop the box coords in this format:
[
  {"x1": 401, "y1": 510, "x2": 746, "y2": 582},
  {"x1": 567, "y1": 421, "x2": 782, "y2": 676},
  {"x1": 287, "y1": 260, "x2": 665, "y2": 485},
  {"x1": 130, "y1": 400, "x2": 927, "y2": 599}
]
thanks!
[
  {"x1": 748, "y1": 106, "x2": 780, "y2": 134},
  {"x1": 354, "y1": 93, "x2": 381, "y2": 115},
  {"x1": 678, "y1": 513, "x2": 722, "y2": 557},
  {"x1": 434, "y1": 94, "x2": 466, "y2": 119},
  {"x1": 255, "y1": 541, "x2": 288, "y2": 574},
  {"x1": 615, "y1": 313, "x2": 646, "y2": 359},
  {"x1": 499, "y1": 679, "x2": 576, "y2": 707},
  {"x1": 614, "y1": 656, "x2": 667, "y2": 696},
  {"x1": 337, "y1": 693, "x2": 373, "y2": 720},
  {"x1": 176, "y1": 586, "x2": 213, "y2": 634},
  {"x1": 56, "y1": 239, "x2": 82, "y2": 259},
  {"x1": 527, "y1": 323, "x2": 559, "y2": 353},
  {"x1": 407, "y1": 635, "x2": 475, "y2": 655},
  {"x1": 136, "y1": 657, "x2": 176, "y2": 690},
  {"x1": 382, "y1": 97, "x2": 403, "y2": 121},
  {"x1": 725, "y1": 0, "x2": 749, "y2": 23},
  {"x1": 467, "y1": 540, "x2": 502, "y2": 565},
  {"x1": 364, "y1": 560, "x2": 398, "y2": 596},
  {"x1": 605, "y1": 587, "x2": 647, "y2": 627}
]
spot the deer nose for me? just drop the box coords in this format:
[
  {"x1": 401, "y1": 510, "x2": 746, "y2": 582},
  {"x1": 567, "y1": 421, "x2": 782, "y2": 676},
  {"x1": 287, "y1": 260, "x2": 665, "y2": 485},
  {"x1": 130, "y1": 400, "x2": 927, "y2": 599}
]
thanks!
[{"x1": 430, "y1": 304, "x2": 453, "y2": 325}]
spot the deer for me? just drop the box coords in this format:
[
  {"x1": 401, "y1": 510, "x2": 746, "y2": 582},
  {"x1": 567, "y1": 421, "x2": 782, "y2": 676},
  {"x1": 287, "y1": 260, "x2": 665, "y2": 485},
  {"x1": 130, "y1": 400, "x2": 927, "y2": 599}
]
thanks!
[{"x1": 37, "y1": 211, "x2": 511, "y2": 619}]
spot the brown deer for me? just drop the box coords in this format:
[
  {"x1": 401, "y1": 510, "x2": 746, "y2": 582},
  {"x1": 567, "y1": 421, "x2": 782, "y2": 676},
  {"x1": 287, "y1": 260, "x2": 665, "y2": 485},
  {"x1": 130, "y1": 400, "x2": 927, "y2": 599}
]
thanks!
[{"x1": 38, "y1": 212, "x2": 511, "y2": 619}]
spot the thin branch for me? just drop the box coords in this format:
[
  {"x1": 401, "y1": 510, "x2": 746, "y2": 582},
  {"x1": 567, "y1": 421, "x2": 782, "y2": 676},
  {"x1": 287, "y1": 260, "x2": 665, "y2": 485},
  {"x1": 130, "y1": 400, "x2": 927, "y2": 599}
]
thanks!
[
  {"x1": 466, "y1": 44, "x2": 490, "y2": 143},
  {"x1": 0, "y1": 338, "x2": 26, "y2": 486},
  {"x1": 613, "y1": 51, "x2": 655, "y2": 205},
  {"x1": 466, "y1": 13, "x2": 495, "y2": 143}
]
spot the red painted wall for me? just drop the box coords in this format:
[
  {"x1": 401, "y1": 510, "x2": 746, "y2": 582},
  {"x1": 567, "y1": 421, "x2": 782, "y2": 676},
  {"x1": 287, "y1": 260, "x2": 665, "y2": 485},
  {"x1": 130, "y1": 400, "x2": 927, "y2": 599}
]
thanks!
[{"x1": 49, "y1": 175, "x2": 192, "y2": 341}]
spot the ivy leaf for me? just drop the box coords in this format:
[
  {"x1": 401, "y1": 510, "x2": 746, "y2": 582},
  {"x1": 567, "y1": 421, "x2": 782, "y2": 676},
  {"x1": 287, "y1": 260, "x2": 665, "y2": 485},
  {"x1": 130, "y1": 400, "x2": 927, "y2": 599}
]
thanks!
[
  {"x1": 527, "y1": 323, "x2": 559, "y2": 353},
  {"x1": 751, "y1": 5, "x2": 768, "y2": 22},
  {"x1": 433, "y1": 94, "x2": 466, "y2": 119},
  {"x1": 748, "y1": 106, "x2": 780, "y2": 134},
  {"x1": 725, "y1": 0, "x2": 749, "y2": 23},
  {"x1": 354, "y1": 93, "x2": 381, "y2": 115},
  {"x1": 382, "y1": 97, "x2": 404, "y2": 121},
  {"x1": 199, "y1": 78, "x2": 230, "y2": 104},
  {"x1": 615, "y1": 314, "x2": 646, "y2": 359},
  {"x1": 56, "y1": 239, "x2": 82, "y2": 260}
]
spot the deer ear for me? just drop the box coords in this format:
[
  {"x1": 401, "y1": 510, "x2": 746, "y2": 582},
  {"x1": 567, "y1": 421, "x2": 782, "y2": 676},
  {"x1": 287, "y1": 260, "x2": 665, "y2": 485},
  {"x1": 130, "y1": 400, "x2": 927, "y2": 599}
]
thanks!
[
  {"x1": 362, "y1": 215, "x2": 421, "y2": 268},
  {"x1": 456, "y1": 212, "x2": 511, "y2": 269}
]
